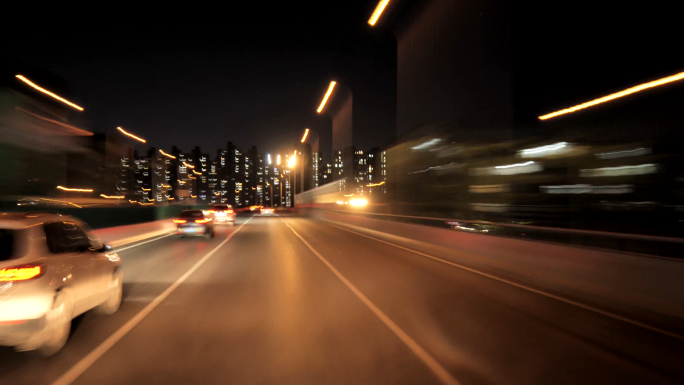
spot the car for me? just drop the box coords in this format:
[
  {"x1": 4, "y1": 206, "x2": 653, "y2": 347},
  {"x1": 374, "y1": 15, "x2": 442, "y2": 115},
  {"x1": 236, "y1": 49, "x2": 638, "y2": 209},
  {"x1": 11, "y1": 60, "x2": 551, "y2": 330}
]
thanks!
[
  {"x1": 260, "y1": 207, "x2": 275, "y2": 216},
  {"x1": 0, "y1": 212, "x2": 122, "y2": 356},
  {"x1": 174, "y1": 210, "x2": 215, "y2": 238},
  {"x1": 204, "y1": 204, "x2": 235, "y2": 225}
]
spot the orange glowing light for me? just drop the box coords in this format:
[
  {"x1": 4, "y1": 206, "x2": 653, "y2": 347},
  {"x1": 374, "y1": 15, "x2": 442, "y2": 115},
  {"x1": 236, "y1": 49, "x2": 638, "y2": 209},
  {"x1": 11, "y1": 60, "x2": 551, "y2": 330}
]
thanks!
[
  {"x1": 191, "y1": 195, "x2": 197, "y2": 198},
  {"x1": 173, "y1": 219, "x2": 187, "y2": 224},
  {"x1": 539, "y1": 71, "x2": 684, "y2": 120},
  {"x1": 192, "y1": 170, "x2": 202, "y2": 175},
  {"x1": 301, "y1": 128, "x2": 309, "y2": 143},
  {"x1": 100, "y1": 194, "x2": 125, "y2": 199},
  {"x1": 0, "y1": 265, "x2": 43, "y2": 281},
  {"x1": 141, "y1": 188, "x2": 151, "y2": 191},
  {"x1": 195, "y1": 219, "x2": 211, "y2": 224},
  {"x1": 129, "y1": 199, "x2": 137, "y2": 203},
  {"x1": 138, "y1": 202, "x2": 154, "y2": 206},
  {"x1": 183, "y1": 161, "x2": 195, "y2": 169},
  {"x1": 366, "y1": 181, "x2": 385, "y2": 187},
  {"x1": 15, "y1": 75, "x2": 84, "y2": 111},
  {"x1": 317, "y1": 81, "x2": 336, "y2": 113},
  {"x1": 116, "y1": 127, "x2": 146, "y2": 143},
  {"x1": 159, "y1": 149, "x2": 176, "y2": 159},
  {"x1": 57, "y1": 186, "x2": 93, "y2": 192},
  {"x1": 368, "y1": 0, "x2": 391, "y2": 26}
]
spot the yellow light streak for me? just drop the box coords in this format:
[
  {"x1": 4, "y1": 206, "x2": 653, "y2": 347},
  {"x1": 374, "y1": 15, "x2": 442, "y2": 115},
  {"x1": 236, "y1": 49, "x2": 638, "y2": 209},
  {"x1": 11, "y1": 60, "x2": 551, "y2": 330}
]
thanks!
[
  {"x1": 343, "y1": 194, "x2": 354, "y2": 197},
  {"x1": 116, "y1": 127, "x2": 146, "y2": 143},
  {"x1": 539, "y1": 71, "x2": 684, "y2": 120},
  {"x1": 138, "y1": 202, "x2": 154, "y2": 206},
  {"x1": 129, "y1": 200, "x2": 137, "y2": 203},
  {"x1": 192, "y1": 170, "x2": 202, "y2": 175},
  {"x1": 161, "y1": 184, "x2": 171, "y2": 188},
  {"x1": 317, "y1": 81, "x2": 336, "y2": 113},
  {"x1": 183, "y1": 161, "x2": 195, "y2": 168},
  {"x1": 100, "y1": 194, "x2": 125, "y2": 199},
  {"x1": 159, "y1": 149, "x2": 176, "y2": 159},
  {"x1": 191, "y1": 195, "x2": 197, "y2": 198},
  {"x1": 188, "y1": 176, "x2": 196, "y2": 180},
  {"x1": 301, "y1": 128, "x2": 309, "y2": 143},
  {"x1": 366, "y1": 181, "x2": 386, "y2": 187},
  {"x1": 15, "y1": 75, "x2": 84, "y2": 111},
  {"x1": 57, "y1": 186, "x2": 93, "y2": 192},
  {"x1": 368, "y1": 0, "x2": 391, "y2": 26},
  {"x1": 141, "y1": 188, "x2": 151, "y2": 191}
]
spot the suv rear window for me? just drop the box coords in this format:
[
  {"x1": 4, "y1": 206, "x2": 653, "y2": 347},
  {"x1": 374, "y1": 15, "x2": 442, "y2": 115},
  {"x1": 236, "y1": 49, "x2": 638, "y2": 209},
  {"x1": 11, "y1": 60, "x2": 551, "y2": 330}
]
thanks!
[
  {"x1": 0, "y1": 229, "x2": 16, "y2": 261},
  {"x1": 180, "y1": 211, "x2": 204, "y2": 218}
]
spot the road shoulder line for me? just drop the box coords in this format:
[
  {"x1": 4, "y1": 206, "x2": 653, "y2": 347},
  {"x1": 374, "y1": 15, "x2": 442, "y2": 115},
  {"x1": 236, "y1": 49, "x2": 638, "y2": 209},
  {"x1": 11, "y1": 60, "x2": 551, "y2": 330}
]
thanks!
[
  {"x1": 320, "y1": 219, "x2": 684, "y2": 342},
  {"x1": 282, "y1": 218, "x2": 461, "y2": 385}
]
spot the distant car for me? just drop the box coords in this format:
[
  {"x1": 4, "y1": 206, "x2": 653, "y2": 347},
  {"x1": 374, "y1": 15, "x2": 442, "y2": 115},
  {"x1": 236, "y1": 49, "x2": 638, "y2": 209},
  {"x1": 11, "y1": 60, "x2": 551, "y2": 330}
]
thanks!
[
  {"x1": 0, "y1": 212, "x2": 122, "y2": 356},
  {"x1": 260, "y1": 207, "x2": 275, "y2": 216},
  {"x1": 204, "y1": 204, "x2": 235, "y2": 225},
  {"x1": 174, "y1": 210, "x2": 215, "y2": 238}
]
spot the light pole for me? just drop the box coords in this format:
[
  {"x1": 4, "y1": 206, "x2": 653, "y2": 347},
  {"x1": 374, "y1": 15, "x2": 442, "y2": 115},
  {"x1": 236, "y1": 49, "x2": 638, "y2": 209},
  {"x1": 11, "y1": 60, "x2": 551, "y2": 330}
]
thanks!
[{"x1": 288, "y1": 150, "x2": 296, "y2": 207}]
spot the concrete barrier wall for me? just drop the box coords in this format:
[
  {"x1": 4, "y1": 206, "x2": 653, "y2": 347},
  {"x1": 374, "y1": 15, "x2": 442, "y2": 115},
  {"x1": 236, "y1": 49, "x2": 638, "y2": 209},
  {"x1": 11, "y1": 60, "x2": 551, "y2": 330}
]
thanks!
[{"x1": 307, "y1": 210, "x2": 684, "y2": 331}]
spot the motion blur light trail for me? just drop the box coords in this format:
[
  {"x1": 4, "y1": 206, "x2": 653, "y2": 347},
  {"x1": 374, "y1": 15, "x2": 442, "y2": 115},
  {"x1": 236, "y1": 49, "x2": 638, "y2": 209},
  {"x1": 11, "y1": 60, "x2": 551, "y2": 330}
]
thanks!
[{"x1": 539, "y1": 71, "x2": 684, "y2": 120}]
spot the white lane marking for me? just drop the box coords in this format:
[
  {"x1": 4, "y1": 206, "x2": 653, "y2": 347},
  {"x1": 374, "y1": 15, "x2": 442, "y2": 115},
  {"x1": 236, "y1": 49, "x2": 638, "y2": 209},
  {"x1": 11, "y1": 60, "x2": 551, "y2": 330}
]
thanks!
[
  {"x1": 324, "y1": 221, "x2": 684, "y2": 342},
  {"x1": 114, "y1": 233, "x2": 175, "y2": 252},
  {"x1": 51, "y1": 217, "x2": 253, "y2": 385},
  {"x1": 282, "y1": 219, "x2": 461, "y2": 385}
]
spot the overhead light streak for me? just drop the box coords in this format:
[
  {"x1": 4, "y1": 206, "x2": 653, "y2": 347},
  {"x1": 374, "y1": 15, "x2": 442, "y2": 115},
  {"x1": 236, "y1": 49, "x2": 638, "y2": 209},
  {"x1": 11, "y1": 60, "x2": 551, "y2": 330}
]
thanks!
[
  {"x1": 141, "y1": 188, "x2": 151, "y2": 191},
  {"x1": 57, "y1": 186, "x2": 92, "y2": 192},
  {"x1": 539, "y1": 71, "x2": 684, "y2": 120},
  {"x1": 192, "y1": 170, "x2": 202, "y2": 175},
  {"x1": 15, "y1": 75, "x2": 84, "y2": 111},
  {"x1": 100, "y1": 194, "x2": 125, "y2": 199},
  {"x1": 183, "y1": 161, "x2": 194, "y2": 168},
  {"x1": 317, "y1": 81, "x2": 336, "y2": 113},
  {"x1": 159, "y1": 149, "x2": 176, "y2": 159},
  {"x1": 301, "y1": 128, "x2": 309, "y2": 143},
  {"x1": 116, "y1": 127, "x2": 146, "y2": 143},
  {"x1": 366, "y1": 181, "x2": 385, "y2": 187},
  {"x1": 368, "y1": 0, "x2": 391, "y2": 26}
]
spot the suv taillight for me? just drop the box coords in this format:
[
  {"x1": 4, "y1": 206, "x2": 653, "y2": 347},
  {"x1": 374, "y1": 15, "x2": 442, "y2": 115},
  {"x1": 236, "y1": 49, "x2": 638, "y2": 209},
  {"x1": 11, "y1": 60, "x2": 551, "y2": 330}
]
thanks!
[
  {"x1": 195, "y1": 219, "x2": 211, "y2": 223},
  {"x1": 0, "y1": 265, "x2": 44, "y2": 282},
  {"x1": 226, "y1": 210, "x2": 233, "y2": 214}
]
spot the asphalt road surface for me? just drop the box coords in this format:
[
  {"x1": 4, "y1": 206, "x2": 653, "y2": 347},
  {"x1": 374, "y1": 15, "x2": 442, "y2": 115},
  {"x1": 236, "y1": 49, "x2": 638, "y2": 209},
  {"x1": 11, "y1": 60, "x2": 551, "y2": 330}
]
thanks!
[{"x1": 1, "y1": 214, "x2": 683, "y2": 385}]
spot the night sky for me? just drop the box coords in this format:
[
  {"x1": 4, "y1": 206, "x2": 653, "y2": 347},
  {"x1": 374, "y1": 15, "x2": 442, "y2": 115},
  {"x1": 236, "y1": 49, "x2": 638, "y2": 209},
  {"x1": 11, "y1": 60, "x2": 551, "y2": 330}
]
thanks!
[{"x1": 7, "y1": 2, "x2": 396, "y2": 162}]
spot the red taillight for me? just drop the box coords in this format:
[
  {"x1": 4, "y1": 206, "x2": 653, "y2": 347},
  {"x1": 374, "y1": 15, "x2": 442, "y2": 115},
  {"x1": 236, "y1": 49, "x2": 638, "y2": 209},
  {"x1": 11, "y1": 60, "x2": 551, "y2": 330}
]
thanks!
[
  {"x1": 173, "y1": 219, "x2": 187, "y2": 224},
  {"x1": 0, "y1": 265, "x2": 44, "y2": 282},
  {"x1": 195, "y1": 219, "x2": 210, "y2": 224},
  {"x1": 207, "y1": 210, "x2": 216, "y2": 214}
]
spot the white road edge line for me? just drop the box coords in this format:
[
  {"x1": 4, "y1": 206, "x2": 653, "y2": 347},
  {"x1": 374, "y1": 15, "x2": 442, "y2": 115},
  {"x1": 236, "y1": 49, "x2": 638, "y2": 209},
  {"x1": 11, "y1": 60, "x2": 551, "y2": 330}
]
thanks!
[
  {"x1": 324, "y1": 221, "x2": 684, "y2": 342},
  {"x1": 282, "y1": 219, "x2": 461, "y2": 385},
  {"x1": 51, "y1": 217, "x2": 253, "y2": 385},
  {"x1": 114, "y1": 233, "x2": 175, "y2": 252}
]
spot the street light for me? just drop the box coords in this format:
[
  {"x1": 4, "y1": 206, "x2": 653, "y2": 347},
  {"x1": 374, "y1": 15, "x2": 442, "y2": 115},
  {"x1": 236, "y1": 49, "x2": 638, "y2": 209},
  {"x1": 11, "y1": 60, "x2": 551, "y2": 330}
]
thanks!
[
  {"x1": 317, "y1": 81, "x2": 336, "y2": 113},
  {"x1": 117, "y1": 127, "x2": 146, "y2": 143},
  {"x1": 368, "y1": 0, "x2": 391, "y2": 26},
  {"x1": 15, "y1": 75, "x2": 84, "y2": 111}
]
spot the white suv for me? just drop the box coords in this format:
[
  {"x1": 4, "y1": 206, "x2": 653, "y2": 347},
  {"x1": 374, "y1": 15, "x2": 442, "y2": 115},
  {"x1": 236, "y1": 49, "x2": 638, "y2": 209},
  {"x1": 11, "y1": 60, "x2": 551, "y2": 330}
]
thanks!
[{"x1": 0, "y1": 212, "x2": 122, "y2": 356}]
